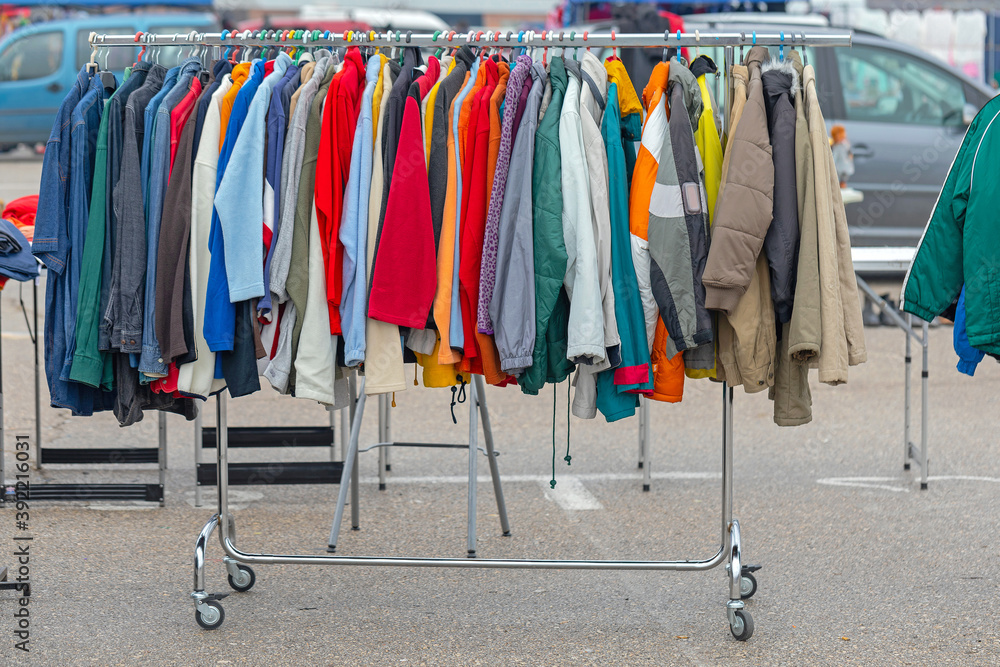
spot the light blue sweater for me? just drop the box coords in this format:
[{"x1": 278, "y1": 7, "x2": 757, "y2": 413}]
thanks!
[
  {"x1": 215, "y1": 52, "x2": 291, "y2": 302},
  {"x1": 340, "y1": 56, "x2": 381, "y2": 367}
]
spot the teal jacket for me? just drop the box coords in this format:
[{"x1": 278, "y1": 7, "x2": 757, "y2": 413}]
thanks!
[
  {"x1": 902, "y1": 95, "x2": 1000, "y2": 355},
  {"x1": 595, "y1": 82, "x2": 650, "y2": 421},
  {"x1": 520, "y1": 57, "x2": 575, "y2": 395}
]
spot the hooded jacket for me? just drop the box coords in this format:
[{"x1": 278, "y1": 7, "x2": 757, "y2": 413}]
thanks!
[
  {"x1": 903, "y1": 96, "x2": 1000, "y2": 356},
  {"x1": 648, "y1": 59, "x2": 713, "y2": 359},
  {"x1": 771, "y1": 50, "x2": 816, "y2": 427},
  {"x1": 805, "y1": 63, "x2": 867, "y2": 383},
  {"x1": 761, "y1": 59, "x2": 800, "y2": 324},
  {"x1": 628, "y1": 60, "x2": 685, "y2": 403},
  {"x1": 703, "y1": 46, "x2": 774, "y2": 316},
  {"x1": 713, "y1": 57, "x2": 777, "y2": 393}
]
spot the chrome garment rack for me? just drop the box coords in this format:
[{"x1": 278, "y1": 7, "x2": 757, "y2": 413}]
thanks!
[{"x1": 91, "y1": 29, "x2": 852, "y2": 640}]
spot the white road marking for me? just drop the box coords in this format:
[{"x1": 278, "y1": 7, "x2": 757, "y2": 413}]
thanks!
[
  {"x1": 817, "y1": 475, "x2": 1000, "y2": 493},
  {"x1": 541, "y1": 476, "x2": 604, "y2": 510}
]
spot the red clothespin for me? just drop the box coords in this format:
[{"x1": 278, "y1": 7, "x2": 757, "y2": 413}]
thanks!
[
  {"x1": 609, "y1": 30, "x2": 619, "y2": 61},
  {"x1": 583, "y1": 31, "x2": 590, "y2": 52}
]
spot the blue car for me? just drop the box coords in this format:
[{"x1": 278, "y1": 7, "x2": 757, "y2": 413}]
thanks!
[{"x1": 0, "y1": 12, "x2": 218, "y2": 147}]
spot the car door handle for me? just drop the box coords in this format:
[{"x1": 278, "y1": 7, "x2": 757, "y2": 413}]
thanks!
[
  {"x1": 852, "y1": 143, "x2": 874, "y2": 159},
  {"x1": 46, "y1": 81, "x2": 63, "y2": 93}
]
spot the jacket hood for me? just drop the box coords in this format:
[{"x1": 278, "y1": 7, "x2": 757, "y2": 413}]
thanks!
[
  {"x1": 761, "y1": 59, "x2": 798, "y2": 98},
  {"x1": 745, "y1": 45, "x2": 770, "y2": 73},
  {"x1": 667, "y1": 57, "x2": 702, "y2": 123},
  {"x1": 689, "y1": 55, "x2": 717, "y2": 79}
]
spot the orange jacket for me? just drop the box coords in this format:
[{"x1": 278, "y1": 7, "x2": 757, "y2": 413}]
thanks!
[{"x1": 628, "y1": 62, "x2": 684, "y2": 403}]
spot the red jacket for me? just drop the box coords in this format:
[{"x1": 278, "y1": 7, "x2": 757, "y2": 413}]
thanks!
[
  {"x1": 458, "y1": 59, "x2": 499, "y2": 375},
  {"x1": 316, "y1": 47, "x2": 365, "y2": 334},
  {"x1": 367, "y1": 88, "x2": 437, "y2": 328}
]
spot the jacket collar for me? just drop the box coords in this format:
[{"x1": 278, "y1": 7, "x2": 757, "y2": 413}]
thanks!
[{"x1": 667, "y1": 57, "x2": 702, "y2": 123}]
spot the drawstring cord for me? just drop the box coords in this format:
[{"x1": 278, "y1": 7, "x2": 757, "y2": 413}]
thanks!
[
  {"x1": 550, "y1": 384, "x2": 557, "y2": 488},
  {"x1": 564, "y1": 380, "x2": 572, "y2": 466},
  {"x1": 449, "y1": 375, "x2": 467, "y2": 425}
]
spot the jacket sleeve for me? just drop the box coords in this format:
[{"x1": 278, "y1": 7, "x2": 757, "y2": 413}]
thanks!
[
  {"x1": 110, "y1": 112, "x2": 146, "y2": 355},
  {"x1": 901, "y1": 128, "x2": 973, "y2": 322},
  {"x1": 953, "y1": 288, "x2": 985, "y2": 376},
  {"x1": 702, "y1": 78, "x2": 774, "y2": 315}
]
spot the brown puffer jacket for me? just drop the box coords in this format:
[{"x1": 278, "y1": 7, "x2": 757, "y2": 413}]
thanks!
[
  {"x1": 704, "y1": 46, "x2": 775, "y2": 315},
  {"x1": 713, "y1": 49, "x2": 777, "y2": 393}
]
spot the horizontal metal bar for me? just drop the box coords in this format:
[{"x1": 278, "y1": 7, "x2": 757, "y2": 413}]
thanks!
[
  {"x1": 28, "y1": 483, "x2": 162, "y2": 502},
  {"x1": 220, "y1": 537, "x2": 728, "y2": 571},
  {"x1": 198, "y1": 462, "x2": 343, "y2": 486},
  {"x1": 91, "y1": 30, "x2": 851, "y2": 50},
  {"x1": 357, "y1": 441, "x2": 490, "y2": 454},
  {"x1": 201, "y1": 426, "x2": 333, "y2": 448},
  {"x1": 40, "y1": 447, "x2": 159, "y2": 465}
]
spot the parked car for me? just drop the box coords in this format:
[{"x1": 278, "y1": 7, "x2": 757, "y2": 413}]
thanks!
[
  {"x1": 683, "y1": 18, "x2": 995, "y2": 246},
  {"x1": 578, "y1": 15, "x2": 994, "y2": 247},
  {"x1": 0, "y1": 12, "x2": 218, "y2": 147}
]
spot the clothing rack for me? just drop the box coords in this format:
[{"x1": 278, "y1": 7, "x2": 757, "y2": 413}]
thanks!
[
  {"x1": 89, "y1": 28, "x2": 852, "y2": 640},
  {"x1": 0, "y1": 276, "x2": 167, "y2": 504}
]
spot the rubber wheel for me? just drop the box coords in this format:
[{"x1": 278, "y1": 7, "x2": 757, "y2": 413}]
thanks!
[
  {"x1": 196, "y1": 600, "x2": 225, "y2": 630},
  {"x1": 730, "y1": 609, "x2": 754, "y2": 641},
  {"x1": 227, "y1": 565, "x2": 256, "y2": 592},
  {"x1": 740, "y1": 572, "x2": 758, "y2": 600}
]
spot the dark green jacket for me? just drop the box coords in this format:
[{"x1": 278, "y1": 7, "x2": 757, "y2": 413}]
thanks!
[
  {"x1": 902, "y1": 94, "x2": 1000, "y2": 355},
  {"x1": 520, "y1": 57, "x2": 575, "y2": 395}
]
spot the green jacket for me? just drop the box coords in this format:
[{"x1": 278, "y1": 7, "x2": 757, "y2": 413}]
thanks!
[
  {"x1": 521, "y1": 57, "x2": 574, "y2": 395},
  {"x1": 902, "y1": 94, "x2": 1000, "y2": 355}
]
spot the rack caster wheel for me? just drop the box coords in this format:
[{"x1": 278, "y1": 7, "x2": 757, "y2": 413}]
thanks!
[
  {"x1": 227, "y1": 564, "x2": 256, "y2": 592},
  {"x1": 196, "y1": 600, "x2": 225, "y2": 630},
  {"x1": 740, "y1": 572, "x2": 757, "y2": 600},
  {"x1": 729, "y1": 609, "x2": 753, "y2": 641}
]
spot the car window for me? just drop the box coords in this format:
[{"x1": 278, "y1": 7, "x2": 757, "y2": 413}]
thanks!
[
  {"x1": 76, "y1": 28, "x2": 135, "y2": 71},
  {"x1": 0, "y1": 31, "x2": 64, "y2": 81},
  {"x1": 836, "y1": 44, "x2": 966, "y2": 126}
]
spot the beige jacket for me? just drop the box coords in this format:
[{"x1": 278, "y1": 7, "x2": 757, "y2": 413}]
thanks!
[
  {"x1": 714, "y1": 50, "x2": 777, "y2": 393},
  {"x1": 804, "y1": 64, "x2": 867, "y2": 384}
]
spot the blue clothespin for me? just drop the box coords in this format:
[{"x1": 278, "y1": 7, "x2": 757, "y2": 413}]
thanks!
[
  {"x1": 752, "y1": 31, "x2": 756, "y2": 46},
  {"x1": 779, "y1": 32, "x2": 784, "y2": 61}
]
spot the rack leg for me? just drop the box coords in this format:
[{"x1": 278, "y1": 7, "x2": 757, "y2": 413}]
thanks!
[
  {"x1": 340, "y1": 406, "x2": 349, "y2": 463},
  {"x1": 904, "y1": 314, "x2": 912, "y2": 471},
  {"x1": 384, "y1": 400, "x2": 392, "y2": 472},
  {"x1": 33, "y1": 279, "x2": 41, "y2": 470},
  {"x1": 328, "y1": 376, "x2": 366, "y2": 552},
  {"x1": 378, "y1": 395, "x2": 387, "y2": 491},
  {"x1": 350, "y1": 375, "x2": 360, "y2": 530},
  {"x1": 159, "y1": 411, "x2": 168, "y2": 506},
  {"x1": 641, "y1": 397, "x2": 651, "y2": 492},
  {"x1": 920, "y1": 320, "x2": 929, "y2": 490},
  {"x1": 474, "y1": 375, "x2": 510, "y2": 536},
  {"x1": 467, "y1": 378, "x2": 480, "y2": 557},
  {"x1": 194, "y1": 405, "x2": 203, "y2": 508},
  {"x1": 192, "y1": 513, "x2": 219, "y2": 595},
  {"x1": 637, "y1": 395, "x2": 645, "y2": 469},
  {"x1": 329, "y1": 406, "x2": 336, "y2": 462}
]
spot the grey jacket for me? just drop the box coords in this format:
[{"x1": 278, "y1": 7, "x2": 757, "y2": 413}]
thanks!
[
  {"x1": 264, "y1": 55, "x2": 332, "y2": 393},
  {"x1": 490, "y1": 62, "x2": 546, "y2": 375},
  {"x1": 761, "y1": 59, "x2": 800, "y2": 324},
  {"x1": 647, "y1": 60, "x2": 713, "y2": 356}
]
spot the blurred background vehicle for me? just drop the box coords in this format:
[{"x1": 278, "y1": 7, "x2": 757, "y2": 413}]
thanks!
[{"x1": 0, "y1": 6, "x2": 217, "y2": 148}]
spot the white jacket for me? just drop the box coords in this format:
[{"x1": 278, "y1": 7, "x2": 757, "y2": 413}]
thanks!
[
  {"x1": 573, "y1": 52, "x2": 619, "y2": 419},
  {"x1": 178, "y1": 77, "x2": 232, "y2": 398},
  {"x1": 559, "y1": 60, "x2": 606, "y2": 364}
]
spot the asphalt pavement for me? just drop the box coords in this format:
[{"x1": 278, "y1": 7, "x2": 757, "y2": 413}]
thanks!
[{"x1": 2, "y1": 152, "x2": 1000, "y2": 666}]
